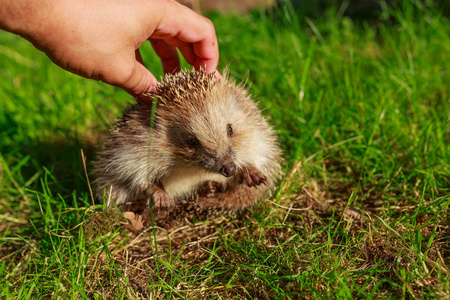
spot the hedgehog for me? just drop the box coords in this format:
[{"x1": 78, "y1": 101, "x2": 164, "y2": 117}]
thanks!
[{"x1": 93, "y1": 69, "x2": 282, "y2": 217}]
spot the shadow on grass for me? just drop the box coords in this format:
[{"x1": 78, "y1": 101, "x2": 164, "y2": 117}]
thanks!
[
  {"x1": 0, "y1": 124, "x2": 107, "y2": 242},
  {"x1": 1, "y1": 127, "x2": 106, "y2": 198}
]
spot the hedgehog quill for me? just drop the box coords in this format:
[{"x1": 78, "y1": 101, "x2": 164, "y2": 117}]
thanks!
[{"x1": 93, "y1": 70, "x2": 282, "y2": 217}]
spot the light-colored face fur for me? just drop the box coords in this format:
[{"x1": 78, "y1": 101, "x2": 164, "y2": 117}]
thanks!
[{"x1": 156, "y1": 78, "x2": 276, "y2": 178}]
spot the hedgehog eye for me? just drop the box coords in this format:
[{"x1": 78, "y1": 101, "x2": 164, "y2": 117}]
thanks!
[
  {"x1": 186, "y1": 137, "x2": 198, "y2": 147},
  {"x1": 227, "y1": 124, "x2": 233, "y2": 137}
]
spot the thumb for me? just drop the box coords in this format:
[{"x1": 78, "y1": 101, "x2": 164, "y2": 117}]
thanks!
[{"x1": 121, "y1": 60, "x2": 158, "y2": 102}]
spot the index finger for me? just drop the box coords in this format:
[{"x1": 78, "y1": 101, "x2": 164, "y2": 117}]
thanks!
[
  {"x1": 188, "y1": 18, "x2": 219, "y2": 73},
  {"x1": 152, "y1": 2, "x2": 220, "y2": 75},
  {"x1": 193, "y1": 37, "x2": 220, "y2": 77}
]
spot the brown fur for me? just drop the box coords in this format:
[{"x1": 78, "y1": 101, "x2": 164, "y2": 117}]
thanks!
[{"x1": 93, "y1": 69, "x2": 282, "y2": 215}]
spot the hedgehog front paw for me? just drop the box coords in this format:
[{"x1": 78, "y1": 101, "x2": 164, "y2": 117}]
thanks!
[
  {"x1": 198, "y1": 180, "x2": 224, "y2": 198},
  {"x1": 241, "y1": 166, "x2": 267, "y2": 187},
  {"x1": 148, "y1": 185, "x2": 171, "y2": 217}
]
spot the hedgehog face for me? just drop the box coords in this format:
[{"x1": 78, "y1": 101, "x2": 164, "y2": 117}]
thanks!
[
  {"x1": 166, "y1": 117, "x2": 237, "y2": 177},
  {"x1": 164, "y1": 93, "x2": 245, "y2": 177}
]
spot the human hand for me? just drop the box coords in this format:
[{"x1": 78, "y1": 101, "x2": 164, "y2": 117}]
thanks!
[{"x1": 1, "y1": 0, "x2": 220, "y2": 99}]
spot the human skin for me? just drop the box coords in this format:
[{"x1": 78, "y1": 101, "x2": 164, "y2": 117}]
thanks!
[{"x1": 0, "y1": 0, "x2": 220, "y2": 99}]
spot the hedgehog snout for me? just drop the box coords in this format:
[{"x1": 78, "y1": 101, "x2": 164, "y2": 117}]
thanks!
[{"x1": 220, "y1": 162, "x2": 236, "y2": 177}]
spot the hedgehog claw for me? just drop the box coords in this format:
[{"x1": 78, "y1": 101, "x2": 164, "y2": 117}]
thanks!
[
  {"x1": 153, "y1": 206, "x2": 169, "y2": 217},
  {"x1": 258, "y1": 176, "x2": 267, "y2": 185},
  {"x1": 149, "y1": 185, "x2": 170, "y2": 217},
  {"x1": 242, "y1": 166, "x2": 267, "y2": 188}
]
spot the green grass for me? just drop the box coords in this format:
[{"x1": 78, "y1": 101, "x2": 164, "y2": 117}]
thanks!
[{"x1": 1, "y1": 1, "x2": 449, "y2": 298}]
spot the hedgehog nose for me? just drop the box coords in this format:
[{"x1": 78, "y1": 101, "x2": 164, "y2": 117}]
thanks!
[{"x1": 220, "y1": 162, "x2": 236, "y2": 177}]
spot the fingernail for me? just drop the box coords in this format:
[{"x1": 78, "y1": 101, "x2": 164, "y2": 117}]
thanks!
[
  {"x1": 136, "y1": 86, "x2": 156, "y2": 103},
  {"x1": 214, "y1": 70, "x2": 222, "y2": 81}
]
